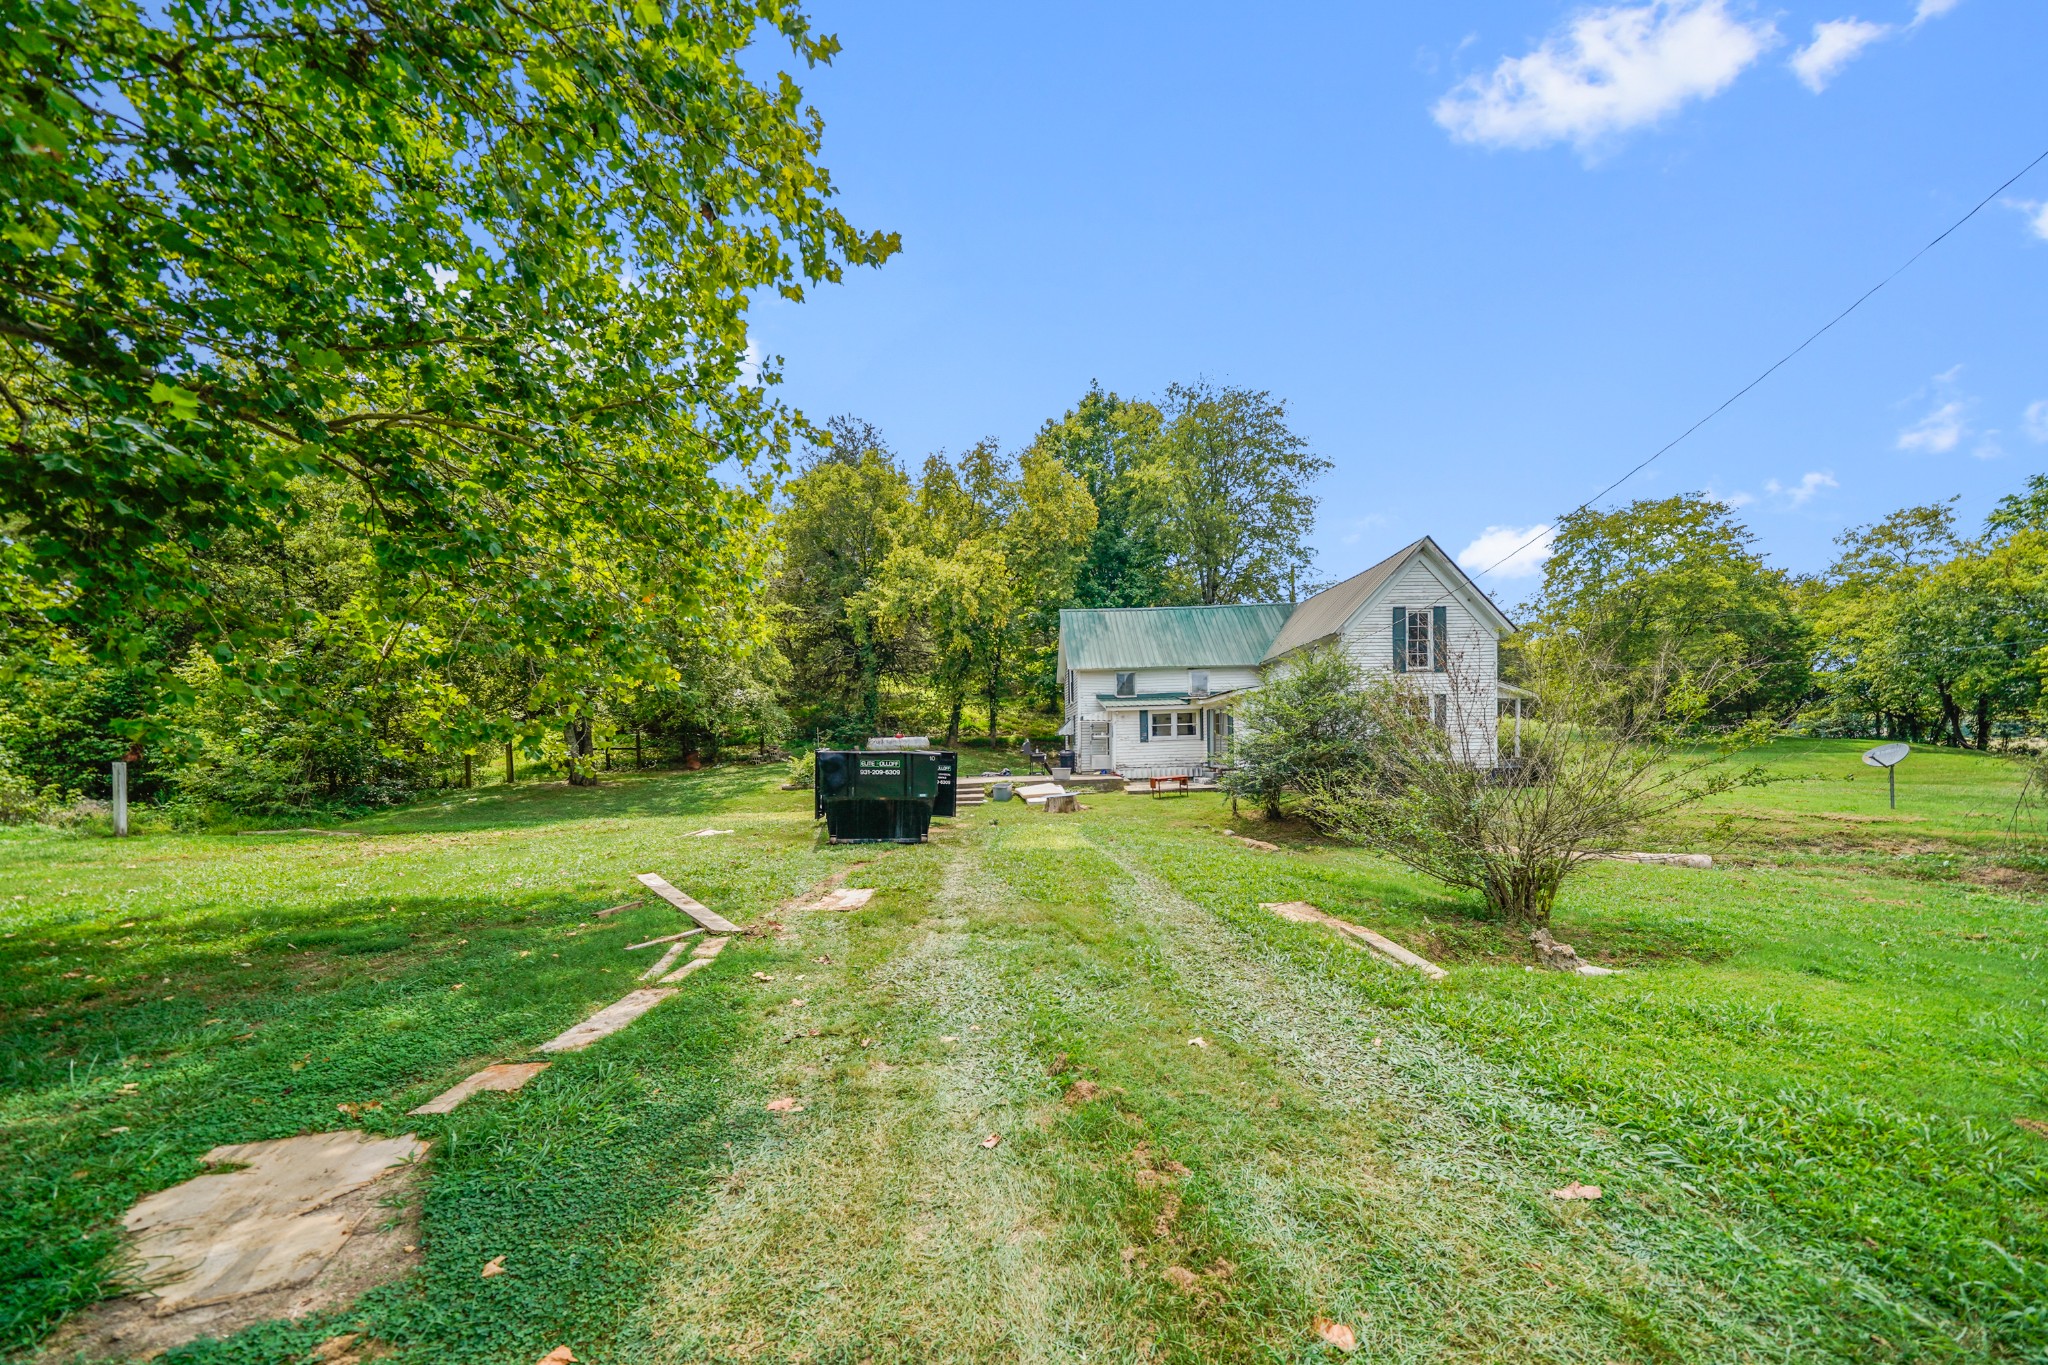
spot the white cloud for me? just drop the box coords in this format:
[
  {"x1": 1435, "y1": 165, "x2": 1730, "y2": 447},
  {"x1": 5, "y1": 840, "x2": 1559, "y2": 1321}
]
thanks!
[
  {"x1": 2025, "y1": 399, "x2": 2048, "y2": 443},
  {"x1": 1973, "y1": 430, "x2": 2004, "y2": 461},
  {"x1": 1912, "y1": 0, "x2": 1961, "y2": 23},
  {"x1": 739, "y1": 337, "x2": 763, "y2": 385},
  {"x1": 1432, "y1": 1, "x2": 1777, "y2": 152},
  {"x1": 1764, "y1": 470, "x2": 1839, "y2": 506},
  {"x1": 2009, "y1": 199, "x2": 2048, "y2": 241},
  {"x1": 1714, "y1": 488, "x2": 1756, "y2": 508},
  {"x1": 1458, "y1": 524, "x2": 1555, "y2": 579},
  {"x1": 1789, "y1": 18, "x2": 1891, "y2": 91},
  {"x1": 1897, "y1": 400, "x2": 1968, "y2": 454}
]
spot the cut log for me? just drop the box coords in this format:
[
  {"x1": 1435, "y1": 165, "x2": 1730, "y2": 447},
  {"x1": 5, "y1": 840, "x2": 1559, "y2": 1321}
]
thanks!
[
  {"x1": 633, "y1": 873, "x2": 742, "y2": 933},
  {"x1": 1258, "y1": 901, "x2": 1447, "y2": 980},
  {"x1": 537, "y1": 988, "x2": 676, "y2": 1053}
]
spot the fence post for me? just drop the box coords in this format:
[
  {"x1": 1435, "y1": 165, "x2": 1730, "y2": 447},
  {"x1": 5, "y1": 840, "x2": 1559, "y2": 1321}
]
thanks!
[{"x1": 111, "y1": 761, "x2": 129, "y2": 837}]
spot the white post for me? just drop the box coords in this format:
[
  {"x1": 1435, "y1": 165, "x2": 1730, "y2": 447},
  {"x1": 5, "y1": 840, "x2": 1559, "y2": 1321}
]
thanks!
[{"x1": 111, "y1": 760, "x2": 129, "y2": 837}]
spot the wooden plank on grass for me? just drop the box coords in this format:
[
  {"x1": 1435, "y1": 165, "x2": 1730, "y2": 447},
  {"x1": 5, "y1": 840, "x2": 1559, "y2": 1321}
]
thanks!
[
  {"x1": 409, "y1": 1062, "x2": 550, "y2": 1115},
  {"x1": 1259, "y1": 901, "x2": 1447, "y2": 980},
  {"x1": 639, "y1": 940, "x2": 692, "y2": 981},
  {"x1": 626, "y1": 929, "x2": 704, "y2": 951},
  {"x1": 595, "y1": 899, "x2": 644, "y2": 918},
  {"x1": 538, "y1": 988, "x2": 677, "y2": 1053},
  {"x1": 634, "y1": 873, "x2": 742, "y2": 934}
]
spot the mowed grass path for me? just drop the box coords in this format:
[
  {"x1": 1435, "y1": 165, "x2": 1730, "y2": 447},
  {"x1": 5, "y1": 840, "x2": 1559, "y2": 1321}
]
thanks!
[{"x1": 3, "y1": 743, "x2": 2045, "y2": 1362}]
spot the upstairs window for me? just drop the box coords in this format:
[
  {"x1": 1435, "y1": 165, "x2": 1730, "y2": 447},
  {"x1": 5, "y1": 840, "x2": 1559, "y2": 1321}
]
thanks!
[
  {"x1": 1115, "y1": 672, "x2": 1135, "y2": 697},
  {"x1": 1189, "y1": 670, "x2": 1210, "y2": 694},
  {"x1": 1406, "y1": 609, "x2": 1433, "y2": 671}
]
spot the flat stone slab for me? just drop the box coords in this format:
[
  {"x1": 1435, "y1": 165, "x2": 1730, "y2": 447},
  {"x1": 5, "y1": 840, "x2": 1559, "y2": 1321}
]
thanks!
[
  {"x1": 122, "y1": 1130, "x2": 427, "y2": 1314},
  {"x1": 409, "y1": 1062, "x2": 550, "y2": 1115},
  {"x1": 537, "y1": 988, "x2": 677, "y2": 1053},
  {"x1": 815, "y1": 887, "x2": 875, "y2": 912}
]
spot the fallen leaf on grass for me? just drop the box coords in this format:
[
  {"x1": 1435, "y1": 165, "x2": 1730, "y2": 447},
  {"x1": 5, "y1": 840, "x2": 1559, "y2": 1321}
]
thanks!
[
  {"x1": 1187, "y1": 1037, "x2": 1209, "y2": 1048},
  {"x1": 788, "y1": 998, "x2": 807, "y2": 1007},
  {"x1": 480, "y1": 1255, "x2": 505, "y2": 1278},
  {"x1": 980, "y1": 1133, "x2": 1001, "y2": 1149},
  {"x1": 859, "y1": 1038, "x2": 872, "y2": 1048},
  {"x1": 1313, "y1": 1317, "x2": 1357, "y2": 1352},
  {"x1": 449, "y1": 983, "x2": 464, "y2": 992},
  {"x1": 813, "y1": 955, "x2": 832, "y2": 964},
  {"x1": 1549, "y1": 1182, "x2": 1602, "y2": 1201},
  {"x1": 752, "y1": 972, "x2": 774, "y2": 982},
  {"x1": 1162, "y1": 1265, "x2": 1200, "y2": 1294},
  {"x1": 536, "y1": 1349, "x2": 577, "y2": 1365},
  {"x1": 765, "y1": 1097, "x2": 803, "y2": 1113},
  {"x1": 2015, "y1": 1116, "x2": 2048, "y2": 1139},
  {"x1": 336, "y1": 1101, "x2": 383, "y2": 1117},
  {"x1": 309, "y1": 1333, "x2": 361, "y2": 1362},
  {"x1": 939, "y1": 1035, "x2": 958, "y2": 1043}
]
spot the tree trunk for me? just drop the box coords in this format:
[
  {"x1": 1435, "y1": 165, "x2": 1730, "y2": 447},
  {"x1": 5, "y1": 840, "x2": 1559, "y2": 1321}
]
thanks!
[
  {"x1": 463, "y1": 753, "x2": 473, "y2": 788},
  {"x1": 565, "y1": 717, "x2": 598, "y2": 786},
  {"x1": 946, "y1": 695, "x2": 963, "y2": 748},
  {"x1": 1974, "y1": 694, "x2": 1992, "y2": 751},
  {"x1": 1936, "y1": 686, "x2": 1963, "y2": 747},
  {"x1": 504, "y1": 742, "x2": 515, "y2": 785}
]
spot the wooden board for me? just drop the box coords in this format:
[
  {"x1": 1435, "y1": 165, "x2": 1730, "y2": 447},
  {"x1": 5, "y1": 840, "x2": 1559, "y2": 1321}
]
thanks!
[
  {"x1": 1258, "y1": 901, "x2": 1447, "y2": 980},
  {"x1": 537, "y1": 988, "x2": 677, "y2": 1053},
  {"x1": 634, "y1": 873, "x2": 742, "y2": 934},
  {"x1": 627, "y1": 929, "x2": 703, "y2": 951},
  {"x1": 638, "y1": 940, "x2": 691, "y2": 981},
  {"x1": 409, "y1": 1062, "x2": 549, "y2": 1115}
]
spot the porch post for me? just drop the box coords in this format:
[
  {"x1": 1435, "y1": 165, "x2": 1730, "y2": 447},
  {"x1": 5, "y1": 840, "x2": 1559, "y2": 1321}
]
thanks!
[{"x1": 1514, "y1": 698, "x2": 1523, "y2": 759}]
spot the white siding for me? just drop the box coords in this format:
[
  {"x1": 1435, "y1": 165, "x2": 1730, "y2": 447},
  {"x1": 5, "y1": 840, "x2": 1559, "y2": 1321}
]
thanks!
[
  {"x1": 1068, "y1": 666, "x2": 1260, "y2": 770},
  {"x1": 1337, "y1": 558, "x2": 1500, "y2": 766}
]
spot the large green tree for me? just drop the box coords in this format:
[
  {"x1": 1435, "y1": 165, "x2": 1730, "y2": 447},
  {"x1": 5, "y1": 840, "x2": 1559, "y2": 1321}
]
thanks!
[
  {"x1": 1026, "y1": 384, "x2": 1168, "y2": 607},
  {"x1": 769, "y1": 425, "x2": 916, "y2": 738},
  {"x1": 1136, "y1": 381, "x2": 1328, "y2": 604},
  {"x1": 1524, "y1": 494, "x2": 1809, "y2": 725},
  {"x1": 2, "y1": 0, "x2": 894, "y2": 742}
]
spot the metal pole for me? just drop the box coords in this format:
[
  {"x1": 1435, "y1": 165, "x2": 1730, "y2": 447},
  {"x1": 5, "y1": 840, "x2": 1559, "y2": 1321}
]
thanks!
[
  {"x1": 1889, "y1": 764, "x2": 1896, "y2": 810},
  {"x1": 111, "y1": 760, "x2": 129, "y2": 837}
]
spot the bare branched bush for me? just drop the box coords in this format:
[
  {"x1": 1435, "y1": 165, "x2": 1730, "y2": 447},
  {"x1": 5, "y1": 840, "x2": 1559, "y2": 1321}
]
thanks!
[{"x1": 1299, "y1": 644, "x2": 1766, "y2": 926}]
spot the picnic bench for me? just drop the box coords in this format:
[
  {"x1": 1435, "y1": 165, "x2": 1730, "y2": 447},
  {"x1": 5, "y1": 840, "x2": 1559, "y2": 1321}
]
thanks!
[{"x1": 1147, "y1": 774, "x2": 1191, "y2": 797}]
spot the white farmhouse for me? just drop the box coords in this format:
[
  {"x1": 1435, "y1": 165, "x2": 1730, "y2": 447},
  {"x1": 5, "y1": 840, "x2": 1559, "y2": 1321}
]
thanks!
[{"x1": 1056, "y1": 537, "x2": 1516, "y2": 775}]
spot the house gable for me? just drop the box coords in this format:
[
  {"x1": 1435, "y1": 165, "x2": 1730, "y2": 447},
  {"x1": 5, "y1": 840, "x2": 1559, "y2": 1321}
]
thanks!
[{"x1": 1263, "y1": 537, "x2": 1513, "y2": 664}]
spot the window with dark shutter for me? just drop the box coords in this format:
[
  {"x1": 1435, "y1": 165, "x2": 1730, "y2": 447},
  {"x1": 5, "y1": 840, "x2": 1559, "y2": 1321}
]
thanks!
[
  {"x1": 1406, "y1": 609, "x2": 1433, "y2": 671},
  {"x1": 1137, "y1": 710, "x2": 1150, "y2": 742},
  {"x1": 1391, "y1": 606, "x2": 1408, "y2": 672},
  {"x1": 1432, "y1": 606, "x2": 1448, "y2": 673}
]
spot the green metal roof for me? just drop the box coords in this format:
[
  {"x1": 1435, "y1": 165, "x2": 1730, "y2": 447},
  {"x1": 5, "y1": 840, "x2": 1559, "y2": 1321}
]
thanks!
[
  {"x1": 1095, "y1": 692, "x2": 1191, "y2": 705},
  {"x1": 1060, "y1": 603, "x2": 1295, "y2": 670}
]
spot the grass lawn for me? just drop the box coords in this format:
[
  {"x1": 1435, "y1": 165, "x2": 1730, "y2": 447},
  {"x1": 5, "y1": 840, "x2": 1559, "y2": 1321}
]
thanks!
[{"x1": 3, "y1": 740, "x2": 2044, "y2": 1362}]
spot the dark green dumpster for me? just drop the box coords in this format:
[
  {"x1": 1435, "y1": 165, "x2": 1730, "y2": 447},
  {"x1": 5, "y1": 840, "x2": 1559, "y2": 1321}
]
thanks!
[{"x1": 813, "y1": 749, "x2": 958, "y2": 843}]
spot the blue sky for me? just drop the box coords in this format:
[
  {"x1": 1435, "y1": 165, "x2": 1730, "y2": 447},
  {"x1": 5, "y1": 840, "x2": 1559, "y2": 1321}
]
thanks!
[{"x1": 747, "y1": 1, "x2": 2048, "y2": 603}]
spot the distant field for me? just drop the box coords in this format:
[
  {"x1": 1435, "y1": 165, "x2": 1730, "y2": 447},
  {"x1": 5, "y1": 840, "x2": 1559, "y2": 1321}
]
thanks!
[{"x1": 3, "y1": 738, "x2": 2044, "y2": 1363}]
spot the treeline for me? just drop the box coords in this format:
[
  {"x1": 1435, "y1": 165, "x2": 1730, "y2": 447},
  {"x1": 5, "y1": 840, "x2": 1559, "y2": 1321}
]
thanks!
[
  {"x1": 0, "y1": 381, "x2": 1329, "y2": 818},
  {"x1": 774, "y1": 383, "x2": 1328, "y2": 745},
  {"x1": 1520, "y1": 477, "x2": 2048, "y2": 746}
]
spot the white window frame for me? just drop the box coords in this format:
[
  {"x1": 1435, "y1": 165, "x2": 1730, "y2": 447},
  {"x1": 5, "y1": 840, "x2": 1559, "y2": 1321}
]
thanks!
[
  {"x1": 1148, "y1": 710, "x2": 1197, "y2": 738},
  {"x1": 1115, "y1": 671, "x2": 1136, "y2": 697},
  {"x1": 1189, "y1": 669, "x2": 1209, "y2": 694},
  {"x1": 1406, "y1": 609, "x2": 1433, "y2": 671}
]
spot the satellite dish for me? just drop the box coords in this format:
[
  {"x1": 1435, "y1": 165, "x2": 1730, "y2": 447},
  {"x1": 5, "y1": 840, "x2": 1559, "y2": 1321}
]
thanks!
[{"x1": 1862, "y1": 743, "x2": 1910, "y2": 768}]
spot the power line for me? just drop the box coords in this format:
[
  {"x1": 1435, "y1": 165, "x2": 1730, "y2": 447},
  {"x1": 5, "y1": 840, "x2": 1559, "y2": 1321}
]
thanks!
[{"x1": 1471, "y1": 142, "x2": 2048, "y2": 585}]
